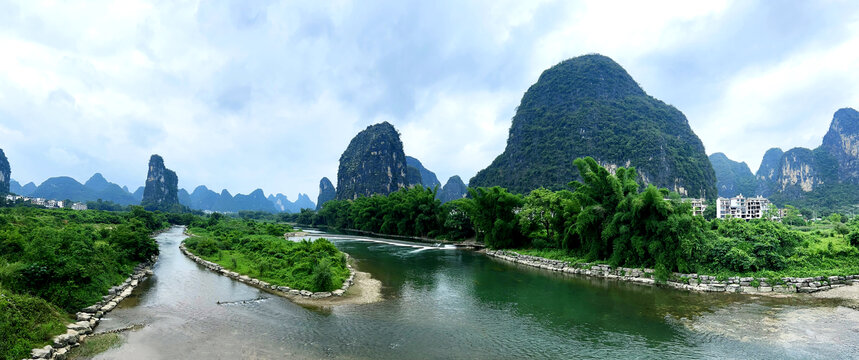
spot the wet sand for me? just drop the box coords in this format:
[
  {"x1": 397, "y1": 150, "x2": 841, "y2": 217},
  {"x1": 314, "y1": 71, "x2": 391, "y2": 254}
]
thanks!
[{"x1": 288, "y1": 270, "x2": 382, "y2": 307}]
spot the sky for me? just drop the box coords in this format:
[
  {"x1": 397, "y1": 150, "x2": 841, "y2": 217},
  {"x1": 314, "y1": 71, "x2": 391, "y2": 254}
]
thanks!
[{"x1": 1, "y1": 1, "x2": 859, "y2": 200}]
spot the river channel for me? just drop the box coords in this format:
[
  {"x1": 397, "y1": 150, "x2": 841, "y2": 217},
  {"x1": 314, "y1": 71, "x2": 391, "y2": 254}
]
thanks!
[{"x1": 91, "y1": 226, "x2": 859, "y2": 359}]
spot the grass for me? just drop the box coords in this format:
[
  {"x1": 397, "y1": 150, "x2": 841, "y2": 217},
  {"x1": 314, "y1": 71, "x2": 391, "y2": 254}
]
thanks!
[
  {"x1": 184, "y1": 223, "x2": 350, "y2": 292},
  {"x1": 0, "y1": 286, "x2": 73, "y2": 360},
  {"x1": 67, "y1": 333, "x2": 122, "y2": 359},
  {"x1": 505, "y1": 248, "x2": 606, "y2": 265}
]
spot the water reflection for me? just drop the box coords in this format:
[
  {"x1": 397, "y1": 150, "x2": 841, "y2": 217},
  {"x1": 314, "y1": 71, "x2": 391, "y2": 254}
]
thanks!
[{"x1": 91, "y1": 227, "x2": 859, "y2": 359}]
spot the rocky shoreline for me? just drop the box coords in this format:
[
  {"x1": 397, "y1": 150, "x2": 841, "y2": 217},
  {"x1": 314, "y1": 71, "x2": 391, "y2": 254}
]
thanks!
[
  {"x1": 486, "y1": 249, "x2": 859, "y2": 295},
  {"x1": 28, "y1": 256, "x2": 157, "y2": 360},
  {"x1": 179, "y1": 242, "x2": 355, "y2": 301}
]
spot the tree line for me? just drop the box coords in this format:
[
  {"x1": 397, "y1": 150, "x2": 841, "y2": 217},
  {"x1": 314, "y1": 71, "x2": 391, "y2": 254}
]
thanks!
[{"x1": 294, "y1": 157, "x2": 859, "y2": 279}]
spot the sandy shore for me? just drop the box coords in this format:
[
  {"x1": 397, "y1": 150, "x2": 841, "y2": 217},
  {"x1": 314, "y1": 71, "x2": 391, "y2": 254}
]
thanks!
[{"x1": 287, "y1": 270, "x2": 382, "y2": 307}]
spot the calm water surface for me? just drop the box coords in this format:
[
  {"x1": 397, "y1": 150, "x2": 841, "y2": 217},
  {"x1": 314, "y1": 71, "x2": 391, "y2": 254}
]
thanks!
[{"x1": 93, "y1": 226, "x2": 859, "y2": 359}]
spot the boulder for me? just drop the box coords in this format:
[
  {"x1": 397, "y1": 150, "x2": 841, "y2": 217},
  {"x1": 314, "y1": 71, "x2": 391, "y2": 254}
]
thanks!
[
  {"x1": 300, "y1": 290, "x2": 312, "y2": 297},
  {"x1": 311, "y1": 292, "x2": 332, "y2": 299},
  {"x1": 67, "y1": 321, "x2": 91, "y2": 334},
  {"x1": 31, "y1": 345, "x2": 53, "y2": 359}
]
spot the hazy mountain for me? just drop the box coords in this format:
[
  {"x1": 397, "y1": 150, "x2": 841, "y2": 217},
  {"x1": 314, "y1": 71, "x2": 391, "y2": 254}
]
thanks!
[
  {"x1": 232, "y1": 189, "x2": 277, "y2": 212},
  {"x1": 132, "y1": 186, "x2": 145, "y2": 202},
  {"x1": 10, "y1": 180, "x2": 37, "y2": 196},
  {"x1": 709, "y1": 153, "x2": 757, "y2": 198},
  {"x1": 32, "y1": 176, "x2": 92, "y2": 201},
  {"x1": 316, "y1": 177, "x2": 336, "y2": 210},
  {"x1": 82, "y1": 173, "x2": 137, "y2": 204},
  {"x1": 438, "y1": 175, "x2": 468, "y2": 204},
  {"x1": 405, "y1": 156, "x2": 441, "y2": 189},
  {"x1": 406, "y1": 166, "x2": 423, "y2": 188}
]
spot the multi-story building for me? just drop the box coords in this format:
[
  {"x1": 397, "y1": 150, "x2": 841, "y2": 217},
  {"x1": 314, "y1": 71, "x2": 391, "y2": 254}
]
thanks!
[
  {"x1": 716, "y1": 194, "x2": 774, "y2": 220},
  {"x1": 71, "y1": 202, "x2": 88, "y2": 211},
  {"x1": 684, "y1": 198, "x2": 707, "y2": 216}
]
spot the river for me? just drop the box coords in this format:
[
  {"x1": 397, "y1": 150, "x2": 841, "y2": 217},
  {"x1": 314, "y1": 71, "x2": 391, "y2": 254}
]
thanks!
[{"x1": 91, "y1": 226, "x2": 859, "y2": 359}]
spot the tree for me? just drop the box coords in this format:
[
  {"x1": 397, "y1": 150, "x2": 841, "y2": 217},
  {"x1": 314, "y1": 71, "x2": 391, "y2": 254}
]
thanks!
[
  {"x1": 462, "y1": 187, "x2": 524, "y2": 248},
  {"x1": 439, "y1": 199, "x2": 474, "y2": 240},
  {"x1": 519, "y1": 188, "x2": 571, "y2": 248},
  {"x1": 781, "y1": 205, "x2": 806, "y2": 226},
  {"x1": 568, "y1": 157, "x2": 637, "y2": 261}
]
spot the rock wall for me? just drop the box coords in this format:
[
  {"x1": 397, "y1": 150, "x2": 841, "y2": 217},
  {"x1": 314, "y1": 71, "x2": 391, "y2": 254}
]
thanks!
[
  {"x1": 141, "y1": 154, "x2": 180, "y2": 211},
  {"x1": 316, "y1": 177, "x2": 336, "y2": 210},
  {"x1": 0, "y1": 148, "x2": 10, "y2": 194},
  {"x1": 180, "y1": 241, "x2": 355, "y2": 300},
  {"x1": 485, "y1": 250, "x2": 859, "y2": 295},
  {"x1": 29, "y1": 256, "x2": 156, "y2": 359},
  {"x1": 336, "y1": 122, "x2": 407, "y2": 200}
]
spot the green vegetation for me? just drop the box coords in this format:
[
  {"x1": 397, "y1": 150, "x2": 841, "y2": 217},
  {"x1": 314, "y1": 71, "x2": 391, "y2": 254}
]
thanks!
[
  {"x1": 0, "y1": 206, "x2": 163, "y2": 360},
  {"x1": 296, "y1": 186, "x2": 475, "y2": 241},
  {"x1": 183, "y1": 217, "x2": 349, "y2": 292},
  {"x1": 300, "y1": 156, "x2": 859, "y2": 282},
  {"x1": 0, "y1": 285, "x2": 71, "y2": 359},
  {"x1": 497, "y1": 158, "x2": 859, "y2": 280}
]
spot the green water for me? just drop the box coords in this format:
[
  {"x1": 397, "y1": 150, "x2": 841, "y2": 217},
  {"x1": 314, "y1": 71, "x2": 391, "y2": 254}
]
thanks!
[{"x1": 94, "y1": 227, "x2": 859, "y2": 359}]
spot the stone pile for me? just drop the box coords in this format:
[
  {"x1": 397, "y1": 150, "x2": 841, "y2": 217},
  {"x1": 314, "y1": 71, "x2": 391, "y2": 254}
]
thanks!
[
  {"x1": 179, "y1": 243, "x2": 355, "y2": 300},
  {"x1": 485, "y1": 250, "x2": 859, "y2": 295},
  {"x1": 29, "y1": 256, "x2": 156, "y2": 360}
]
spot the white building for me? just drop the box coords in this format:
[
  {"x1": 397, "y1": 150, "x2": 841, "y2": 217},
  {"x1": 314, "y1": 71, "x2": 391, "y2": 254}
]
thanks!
[
  {"x1": 71, "y1": 202, "x2": 87, "y2": 211},
  {"x1": 716, "y1": 194, "x2": 774, "y2": 220},
  {"x1": 683, "y1": 198, "x2": 707, "y2": 216}
]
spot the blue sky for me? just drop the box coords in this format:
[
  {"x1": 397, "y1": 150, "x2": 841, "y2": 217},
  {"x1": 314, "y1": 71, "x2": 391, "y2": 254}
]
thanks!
[{"x1": 1, "y1": 1, "x2": 858, "y2": 199}]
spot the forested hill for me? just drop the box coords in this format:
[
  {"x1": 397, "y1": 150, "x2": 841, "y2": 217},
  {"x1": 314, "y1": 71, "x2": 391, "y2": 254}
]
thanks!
[
  {"x1": 709, "y1": 153, "x2": 757, "y2": 197},
  {"x1": 469, "y1": 54, "x2": 717, "y2": 198}
]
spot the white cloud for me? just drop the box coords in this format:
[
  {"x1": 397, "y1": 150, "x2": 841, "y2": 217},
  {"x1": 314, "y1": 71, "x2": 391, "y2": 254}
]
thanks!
[
  {"x1": 1, "y1": 0, "x2": 858, "y2": 199},
  {"x1": 696, "y1": 20, "x2": 859, "y2": 172}
]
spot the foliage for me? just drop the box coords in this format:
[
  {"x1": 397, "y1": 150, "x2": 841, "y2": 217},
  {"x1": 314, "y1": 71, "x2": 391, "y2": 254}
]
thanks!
[
  {"x1": 184, "y1": 217, "x2": 349, "y2": 292},
  {"x1": 0, "y1": 206, "x2": 165, "y2": 360},
  {"x1": 312, "y1": 186, "x2": 475, "y2": 240},
  {"x1": 0, "y1": 286, "x2": 70, "y2": 360},
  {"x1": 462, "y1": 187, "x2": 525, "y2": 248}
]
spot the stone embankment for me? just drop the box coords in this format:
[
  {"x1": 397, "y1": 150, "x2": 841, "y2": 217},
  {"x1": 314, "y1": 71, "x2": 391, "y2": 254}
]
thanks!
[
  {"x1": 486, "y1": 250, "x2": 859, "y2": 295},
  {"x1": 179, "y1": 243, "x2": 355, "y2": 300},
  {"x1": 29, "y1": 256, "x2": 157, "y2": 360}
]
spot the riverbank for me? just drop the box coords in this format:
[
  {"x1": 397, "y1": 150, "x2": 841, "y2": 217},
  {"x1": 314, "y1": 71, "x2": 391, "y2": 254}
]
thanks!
[
  {"x1": 485, "y1": 249, "x2": 859, "y2": 297},
  {"x1": 180, "y1": 231, "x2": 381, "y2": 305},
  {"x1": 27, "y1": 256, "x2": 156, "y2": 359}
]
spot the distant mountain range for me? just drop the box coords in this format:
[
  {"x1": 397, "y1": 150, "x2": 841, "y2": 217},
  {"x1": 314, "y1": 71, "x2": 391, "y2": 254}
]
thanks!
[{"x1": 10, "y1": 173, "x2": 315, "y2": 213}]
